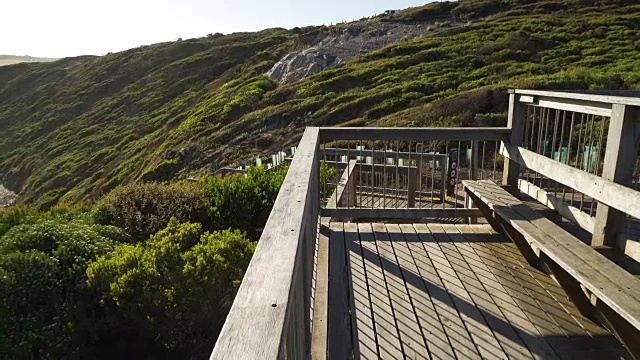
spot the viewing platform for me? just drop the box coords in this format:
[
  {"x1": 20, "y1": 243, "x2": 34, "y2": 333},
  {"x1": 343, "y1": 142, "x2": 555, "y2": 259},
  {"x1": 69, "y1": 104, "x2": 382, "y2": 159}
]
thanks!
[{"x1": 211, "y1": 90, "x2": 640, "y2": 359}]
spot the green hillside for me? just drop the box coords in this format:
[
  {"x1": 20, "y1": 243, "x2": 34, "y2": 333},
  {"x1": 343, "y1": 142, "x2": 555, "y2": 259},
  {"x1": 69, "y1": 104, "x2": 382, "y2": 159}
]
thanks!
[{"x1": 1, "y1": 0, "x2": 640, "y2": 208}]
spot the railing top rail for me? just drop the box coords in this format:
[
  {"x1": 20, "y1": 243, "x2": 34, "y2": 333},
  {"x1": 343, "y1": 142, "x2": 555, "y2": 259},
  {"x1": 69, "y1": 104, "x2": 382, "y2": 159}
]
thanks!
[
  {"x1": 211, "y1": 127, "x2": 320, "y2": 359},
  {"x1": 319, "y1": 127, "x2": 511, "y2": 141},
  {"x1": 512, "y1": 89, "x2": 640, "y2": 107}
]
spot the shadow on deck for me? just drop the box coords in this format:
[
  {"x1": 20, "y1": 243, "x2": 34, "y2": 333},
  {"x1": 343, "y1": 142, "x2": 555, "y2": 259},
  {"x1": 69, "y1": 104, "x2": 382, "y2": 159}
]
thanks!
[{"x1": 324, "y1": 222, "x2": 630, "y2": 359}]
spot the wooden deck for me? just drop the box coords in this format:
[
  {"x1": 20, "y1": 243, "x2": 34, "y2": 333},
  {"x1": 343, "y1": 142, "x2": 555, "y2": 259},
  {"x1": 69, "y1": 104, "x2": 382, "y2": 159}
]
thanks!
[{"x1": 327, "y1": 222, "x2": 630, "y2": 359}]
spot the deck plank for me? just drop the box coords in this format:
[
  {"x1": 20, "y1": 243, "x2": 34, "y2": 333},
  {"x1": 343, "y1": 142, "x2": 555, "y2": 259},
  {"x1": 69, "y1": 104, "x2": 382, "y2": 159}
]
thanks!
[
  {"x1": 358, "y1": 223, "x2": 405, "y2": 359},
  {"x1": 476, "y1": 226, "x2": 631, "y2": 358},
  {"x1": 472, "y1": 226, "x2": 620, "y2": 359},
  {"x1": 327, "y1": 222, "x2": 352, "y2": 359},
  {"x1": 403, "y1": 224, "x2": 482, "y2": 359},
  {"x1": 372, "y1": 223, "x2": 429, "y2": 359},
  {"x1": 390, "y1": 223, "x2": 457, "y2": 360},
  {"x1": 425, "y1": 223, "x2": 509, "y2": 360},
  {"x1": 443, "y1": 224, "x2": 536, "y2": 360},
  {"x1": 328, "y1": 222, "x2": 630, "y2": 360},
  {"x1": 344, "y1": 222, "x2": 378, "y2": 359},
  {"x1": 458, "y1": 224, "x2": 561, "y2": 360}
]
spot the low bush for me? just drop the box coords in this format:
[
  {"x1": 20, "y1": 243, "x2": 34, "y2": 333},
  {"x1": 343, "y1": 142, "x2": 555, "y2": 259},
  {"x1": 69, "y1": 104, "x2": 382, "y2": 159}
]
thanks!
[
  {"x1": 93, "y1": 181, "x2": 209, "y2": 242},
  {"x1": 203, "y1": 166, "x2": 287, "y2": 240},
  {"x1": 0, "y1": 218, "x2": 120, "y2": 359},
  {"x1": 86, "y1": 219, "x2": 255, "y2": 358}
]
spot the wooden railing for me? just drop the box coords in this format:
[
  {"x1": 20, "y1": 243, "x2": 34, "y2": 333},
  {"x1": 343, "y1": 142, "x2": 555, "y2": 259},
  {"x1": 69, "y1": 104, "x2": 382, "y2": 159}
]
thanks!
[
  {"x1": 211, "y1": 126, "x2": 510, "y2": 359},
  {"x1": 210, "y1": 127, "x2": 320, "y2": 359},
  {"x1": 501, "y1": 89, "x2": 640, "y2": 258},
  {"x1": 211, "y1": 89, "x2": 640, "y2": 358}
]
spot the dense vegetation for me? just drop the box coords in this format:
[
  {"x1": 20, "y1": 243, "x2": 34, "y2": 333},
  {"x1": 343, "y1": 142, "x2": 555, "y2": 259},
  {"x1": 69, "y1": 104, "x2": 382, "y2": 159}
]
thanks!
[
  {"x1": 0, "y1": 167, "x2": 287, "y2": 359},
  {"x1": 1, "y1": 0, "x2": 639, "y2": 208}
]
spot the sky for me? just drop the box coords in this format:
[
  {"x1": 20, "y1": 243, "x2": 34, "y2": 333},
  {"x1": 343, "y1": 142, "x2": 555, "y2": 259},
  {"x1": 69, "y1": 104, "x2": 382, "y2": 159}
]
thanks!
[{"x1": 1, "y1": 0, "x2": 432, "y2": 58}]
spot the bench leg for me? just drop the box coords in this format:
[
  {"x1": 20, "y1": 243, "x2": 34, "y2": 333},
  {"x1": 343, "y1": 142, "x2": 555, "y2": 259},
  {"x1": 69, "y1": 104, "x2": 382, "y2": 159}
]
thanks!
[
  {"x1": 465, "y1": 189, "x2": 540, "y2": 266},
  {"x1": 498, "y1": 220, "x2": 541, "y2": 267},
  {"x1": 538, "y1": 253, "x2": 598, "y2": 322},
  {"x1": 464, "y1": 194, "x2": 478, "y2": 224}
]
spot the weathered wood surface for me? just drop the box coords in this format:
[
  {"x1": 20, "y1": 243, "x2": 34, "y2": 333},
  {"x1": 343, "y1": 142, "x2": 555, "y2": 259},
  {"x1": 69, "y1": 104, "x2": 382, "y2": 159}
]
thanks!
[
  {"x1": 319, "y1": 127, "x2": 511, "y2": 142},
  {"x1": 517, "y1": 179, "x2": 595, "y2": 233},
  {"x1": 513, "y1": 89, "x2": 640, "y2": 107},
  {"x1": 501, "y1": 144, "x2": 640, "y2": 220},
  {"x1": 592, "y1": 104, "x2": 639, "y2": 247},
  {"x1": 503, "y1": 93, "x2": 526, "y2": 187},
  {"x1": 463, "y1": 180, "x2": 640, "y2": 338},
  {"x1": 330, "y1": 221, "x2": 626, "y2": 359},
  {"x1": 521, "y1": 95, "x2": 613, "y2": 117},
  {"x1": 211, "y1": 127, "x2": 320, "y2": 360},
  {"x1": 326, "y1": 159, "x2": 357, "y2": 210},
  {"x1": 311, "y1": 220, "x2": 330, "y2": 360}
]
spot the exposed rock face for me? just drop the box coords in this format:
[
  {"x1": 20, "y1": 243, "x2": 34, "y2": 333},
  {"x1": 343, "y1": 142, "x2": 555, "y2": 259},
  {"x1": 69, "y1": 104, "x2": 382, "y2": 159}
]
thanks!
[
  {"x1": 267, "y1": 48, "x2": 341, "y2": 84},
  {"x1": 267, "y1": 18, "x2": 459, "y2": 84},
  {"x1": 0, "y1": 185, "x2": 17, "y2": 207}
]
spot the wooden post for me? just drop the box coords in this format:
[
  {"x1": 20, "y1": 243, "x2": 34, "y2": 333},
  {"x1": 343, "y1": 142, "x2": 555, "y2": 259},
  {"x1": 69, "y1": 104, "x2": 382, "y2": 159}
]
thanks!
[
  {"x1": 592, "y1": 104, "x2": 639, "y2": 247},
  {"x1": 502, "y1": 92, "x2": 527, "y2": 186}
]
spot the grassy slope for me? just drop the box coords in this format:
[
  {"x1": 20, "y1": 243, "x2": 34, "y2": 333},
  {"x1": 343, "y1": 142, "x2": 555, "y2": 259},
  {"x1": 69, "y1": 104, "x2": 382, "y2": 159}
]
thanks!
[{"x1": 1, "y1": 0, "x2": 639, "y2": 208}]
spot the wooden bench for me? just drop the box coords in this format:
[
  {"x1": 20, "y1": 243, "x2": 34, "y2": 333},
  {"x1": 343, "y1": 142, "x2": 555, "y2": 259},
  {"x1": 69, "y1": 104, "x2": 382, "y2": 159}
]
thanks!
[{"x1": 463, "y1": 180, "x2": 640, "y2": 358}]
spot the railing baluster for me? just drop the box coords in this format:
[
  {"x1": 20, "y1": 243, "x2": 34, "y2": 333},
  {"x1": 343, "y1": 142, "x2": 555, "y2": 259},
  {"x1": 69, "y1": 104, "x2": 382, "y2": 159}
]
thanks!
[
  {"x1": 431, "y1": 141, "x2": 436, "y2": 209},
  {"x1": 493, "y1": 140, "x2": 498, "y2": 182},
  {"x1": 347, "y1": 143, "x2": 351, "y2": 209},
  {"x1": 396, "y1": 141, "x2": 400, "y2": 208},
  {"x1": 383, "y1": 141, "x2": 387, "y2": 209},
  {"x1": 444, "y1": 141, "x2": 449, "y2": 207},
  {"x1": 371, "y1": 142, "x2": 375, "y2": 209},
  {"x1": 418, "y1": 142, "x2": 424, "y2": 209}
]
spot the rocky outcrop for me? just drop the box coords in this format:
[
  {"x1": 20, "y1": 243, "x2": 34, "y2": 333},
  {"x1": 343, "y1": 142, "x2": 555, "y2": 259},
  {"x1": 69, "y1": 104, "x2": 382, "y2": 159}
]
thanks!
[
  {"x1": 0, "y1": 185, "x2": 17, "y2": 207},
  {"x1": 267, "y1": 48, "x2": 342, "y2": 84},
  {"x1": 267, "y1": 17, "x2": 460, "y2": 84}
]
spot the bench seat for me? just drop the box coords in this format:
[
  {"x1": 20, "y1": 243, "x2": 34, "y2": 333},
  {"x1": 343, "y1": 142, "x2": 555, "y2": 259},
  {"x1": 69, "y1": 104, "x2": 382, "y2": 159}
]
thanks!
[{"x1": 463, "y1": 180, "x2": 640, "y2": 357}]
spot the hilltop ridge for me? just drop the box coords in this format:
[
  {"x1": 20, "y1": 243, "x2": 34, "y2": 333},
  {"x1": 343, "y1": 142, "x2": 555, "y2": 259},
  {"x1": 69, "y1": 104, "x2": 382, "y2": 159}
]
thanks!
[{"x1": 1, "y1": 0, "x2": 639, "y2": 208}]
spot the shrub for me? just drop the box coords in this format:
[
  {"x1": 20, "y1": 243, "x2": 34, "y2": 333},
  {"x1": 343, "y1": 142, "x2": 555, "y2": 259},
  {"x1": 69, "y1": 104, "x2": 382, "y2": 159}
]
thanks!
[
  {"x1": 0, "y1": 218, "x2": 119, "y2": 359},
  {"x1": 203, "y1": 166, "x2": 286, "y2": 240},
  {"x1": 0, "y1": 205, "x2": 36, "y2": 237},
  {"x1": 87, "y1": 219, "x2": 255, "y2": 358},
  {"x1": 93, "y1": 181, "x2": 209, "y2": 242}
]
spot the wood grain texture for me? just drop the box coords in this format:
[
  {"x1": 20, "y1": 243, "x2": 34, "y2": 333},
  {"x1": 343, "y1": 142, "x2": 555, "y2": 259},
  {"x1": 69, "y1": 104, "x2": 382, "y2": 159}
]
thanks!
[
  {"x1": 358, "y1": 223, "x2": 405, "y2": 359},
  {"x1": 211, "y1": 127, "x2": 319, "y2": 360},
  {"x1": 517, "y1": 179, "x2": 595, "y2": 233},
  {"x1": 513, "y1": 89, "x2": 640, "y2": 107},
  {"x1": 463, "y1": 180, "x2": 640, "y2": 333},
  {"x1": 501, "y1": 144, "x2": 640, "y2": 220},
  {"x1": 329, "y1": 222, "x2": 629, "y2": 359},
  {"x1": 345, "y1": 222, "x2": 378, "y2": 359},
  {"x1": 319, "y1": 127, "x2": 511, "y2": 142},
  {"x1": 592, "y1": 104, "x2": 639, "y2": 247}
]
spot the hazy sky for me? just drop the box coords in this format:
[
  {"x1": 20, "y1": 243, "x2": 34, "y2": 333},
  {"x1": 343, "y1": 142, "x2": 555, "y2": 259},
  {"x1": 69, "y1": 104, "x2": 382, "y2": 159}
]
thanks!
[{"x1": 2, "y1": 0, "x2": 432, "y2": 58}]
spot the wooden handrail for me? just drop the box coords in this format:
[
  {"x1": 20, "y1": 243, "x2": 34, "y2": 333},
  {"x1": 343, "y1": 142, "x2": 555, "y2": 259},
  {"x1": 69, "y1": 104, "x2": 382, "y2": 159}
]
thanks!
[
  {"x1": 211, "y1": 127, "x2": 320, "y2": 360},
  {"x1": 501, "y1": 144, "x2": 640, "y2": 221},
  {"x1": 319, "y1": 127, "x2": 511, "y2": 141},
  {"x1": 512, "y1": 89, "x2": 640, "y2": 107}
]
